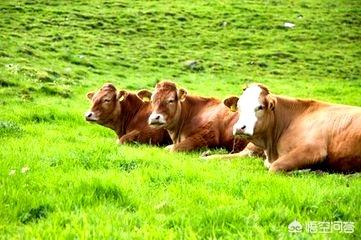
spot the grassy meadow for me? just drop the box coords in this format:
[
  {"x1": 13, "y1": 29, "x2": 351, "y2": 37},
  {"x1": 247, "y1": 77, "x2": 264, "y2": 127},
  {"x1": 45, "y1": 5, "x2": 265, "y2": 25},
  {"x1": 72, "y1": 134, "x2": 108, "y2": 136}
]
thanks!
[{"x1": 1, "y1": 0, "x2": 361, "y2": 239}]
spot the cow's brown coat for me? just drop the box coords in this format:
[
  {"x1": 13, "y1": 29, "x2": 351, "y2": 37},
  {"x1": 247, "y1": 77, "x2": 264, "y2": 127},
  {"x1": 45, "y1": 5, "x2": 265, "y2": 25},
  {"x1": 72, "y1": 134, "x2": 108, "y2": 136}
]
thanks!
[
  {"x1": 147, "y1": 81, "x2": 248, "y2": 152},
  {"x1": 85, "y1": 83, "x2": 171, "y2": 145},
  {"x1": 232, "y1": 83, "x2": 361, "y2": 173}
]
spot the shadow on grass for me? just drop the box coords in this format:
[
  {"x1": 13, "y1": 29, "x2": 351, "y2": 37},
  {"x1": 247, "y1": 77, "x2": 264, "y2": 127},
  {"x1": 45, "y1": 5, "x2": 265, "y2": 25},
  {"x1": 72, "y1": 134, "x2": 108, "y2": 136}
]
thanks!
[{"x1": 19, "y1": 204, "x2": 53, "y2": 224}]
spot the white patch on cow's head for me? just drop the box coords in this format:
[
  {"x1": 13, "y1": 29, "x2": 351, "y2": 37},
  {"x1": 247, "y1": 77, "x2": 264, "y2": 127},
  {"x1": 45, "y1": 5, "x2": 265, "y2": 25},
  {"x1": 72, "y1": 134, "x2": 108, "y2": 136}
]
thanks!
[{"x1": 233, "y1": 85, "x2": 263, "y2": 136}]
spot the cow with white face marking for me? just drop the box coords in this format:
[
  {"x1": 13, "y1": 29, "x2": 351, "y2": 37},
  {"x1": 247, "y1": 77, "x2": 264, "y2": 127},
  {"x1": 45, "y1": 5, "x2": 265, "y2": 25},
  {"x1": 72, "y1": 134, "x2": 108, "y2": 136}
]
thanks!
[
  {"x1": 223, "y1": 83, "x2": 361, "y2": 173},
  {"x1": 232, "y1": 85, "x2": 268, "y2": 136}
]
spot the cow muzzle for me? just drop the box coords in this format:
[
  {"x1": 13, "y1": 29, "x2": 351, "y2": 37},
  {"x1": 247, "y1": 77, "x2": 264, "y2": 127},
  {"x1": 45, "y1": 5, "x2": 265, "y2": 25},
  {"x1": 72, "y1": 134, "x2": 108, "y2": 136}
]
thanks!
[
  {"x1": 85, "y1": 111, "x2": 97, "y2": 122},
  {"x1": 233, "y1": 125, "x2": 246, "y2": 135},
  {"x1": 233, "y1": 124, "x2": 253, "y2": 137},
  {"x1": 148, "y1": 113, "x2": 166, "y2": 127}
]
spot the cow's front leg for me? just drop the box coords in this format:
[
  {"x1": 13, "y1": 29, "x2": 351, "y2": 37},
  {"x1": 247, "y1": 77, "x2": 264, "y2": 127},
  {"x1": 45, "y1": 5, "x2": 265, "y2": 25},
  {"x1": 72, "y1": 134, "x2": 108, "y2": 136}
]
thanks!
[
  {"x1": 118, "y1": 130, "x2": 141, "y2": 144},
  {"x1": 172, "y1": 132, "x2": 214, "y2": 152},
  {"x1": 269, "y1": 145, "x2": 326, "y2": 172},
  {"x1": 201, "y1": 148, "x2": 254, "y2": 160},
  {"x1": 201, "y1": 142, "x2": 265, "y2": 160}
]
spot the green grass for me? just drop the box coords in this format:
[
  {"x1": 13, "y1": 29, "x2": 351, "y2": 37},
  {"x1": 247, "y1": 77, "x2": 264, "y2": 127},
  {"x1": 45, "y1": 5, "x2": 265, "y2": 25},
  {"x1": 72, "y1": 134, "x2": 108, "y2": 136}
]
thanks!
[{"x1": 0, "y1": 0, "x2": 360, "y2": 239}]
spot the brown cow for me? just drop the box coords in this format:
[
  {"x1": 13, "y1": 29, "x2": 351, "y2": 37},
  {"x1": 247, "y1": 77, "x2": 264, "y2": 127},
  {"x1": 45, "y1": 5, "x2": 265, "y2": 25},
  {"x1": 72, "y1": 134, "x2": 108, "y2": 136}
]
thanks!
[
  {"x1": 141, "y1": 80, "x2": 248, "y2": 152},
  {"x1": 224, "y1": 83, "x2": 361, "y2": 173},
  {"x1": 85, "y1": 83, "x2": 171, "y2": 145}
]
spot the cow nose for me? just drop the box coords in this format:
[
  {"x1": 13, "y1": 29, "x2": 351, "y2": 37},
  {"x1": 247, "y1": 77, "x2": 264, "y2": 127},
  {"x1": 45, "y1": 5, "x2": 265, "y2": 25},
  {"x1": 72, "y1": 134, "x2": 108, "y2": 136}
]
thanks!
[
  {"x1": 233, "y1": 125, "x2": 246, "y2": 135},
  {"x1": 86, "y1": 112, "x2": 93, "y2": 118},
  {"x1": 149, "y1": 113, "x2": 165, "y2": 125},
  {"x1": 149, "y1": 113, "x2": 161, "y2": 122},
  {"x1": 85, "y1": 111, "x2": 96, "y2": 121}
]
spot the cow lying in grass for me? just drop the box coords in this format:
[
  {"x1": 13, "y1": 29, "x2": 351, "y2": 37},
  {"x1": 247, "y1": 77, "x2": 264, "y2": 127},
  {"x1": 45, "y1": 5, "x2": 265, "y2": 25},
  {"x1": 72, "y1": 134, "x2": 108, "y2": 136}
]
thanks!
[
  {"x1": 85, "y1": 83, "x2": 171, "y2": 145},
  {"x1": 137, "y1": 80, "x2": 249, "y2": 152},
  {"x1": 223, "y1": 83, "x2": 361, "y2": 173}
]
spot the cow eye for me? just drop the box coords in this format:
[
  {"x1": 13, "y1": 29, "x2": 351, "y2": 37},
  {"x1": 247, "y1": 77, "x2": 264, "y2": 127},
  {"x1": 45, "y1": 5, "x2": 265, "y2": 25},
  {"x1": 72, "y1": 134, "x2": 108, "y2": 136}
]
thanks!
[
  {"x1": 168, "y1": 99, "x2": 175, "y2": 104},
  {"x1": 256, "y1": 105, "x2": 265, "y2": 111},
  {"x1": 103, "y1": 99, "x2": 111, "y2": 103}
]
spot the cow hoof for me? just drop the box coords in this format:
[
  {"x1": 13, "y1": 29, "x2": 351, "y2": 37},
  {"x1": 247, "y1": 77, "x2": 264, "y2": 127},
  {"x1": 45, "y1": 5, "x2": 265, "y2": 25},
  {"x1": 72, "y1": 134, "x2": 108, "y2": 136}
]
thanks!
[
  {"x1": 264, "y1": 158, "x2": 271, "y2": 169},
  {"x1": 269, "y1": 163, "x2": 282, "y2": 172},
  {"x1": 165, "y1": 144, "x2": 174, "y2": 152},
  {"x1": 201, "y1": 150, "x2": 211, "y2": 157},
  {"x1": 269, "y1": 167, "x2": 279, "y2": 173},
  {"x1": 269, "y1": 163, "x2": 291, "y2": 173}
]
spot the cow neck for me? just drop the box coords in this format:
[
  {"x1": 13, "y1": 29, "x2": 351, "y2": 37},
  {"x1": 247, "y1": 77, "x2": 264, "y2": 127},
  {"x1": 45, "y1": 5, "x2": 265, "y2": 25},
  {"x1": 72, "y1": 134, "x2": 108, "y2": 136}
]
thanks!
[
  {"x1": 168, "y1": 95, "x2": 216, "y2": 143},
  {"x1": 115, "y1": 94, "x2": 143, "y2": 137},
  {"x1": 168, "y1": 102, "x2": 188, "y2": 143},
  {"x1": 167, "y1": 96, "x2": 196, "y2": 143},
  {"x1": 264, "y1": 95, "x2": 316, "y2": 162}
]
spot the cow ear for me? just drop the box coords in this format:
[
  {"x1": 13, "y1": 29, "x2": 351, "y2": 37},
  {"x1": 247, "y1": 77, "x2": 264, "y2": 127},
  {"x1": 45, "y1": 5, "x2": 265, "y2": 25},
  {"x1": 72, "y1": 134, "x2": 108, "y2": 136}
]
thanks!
[
  {"x1": 177, "y1": 88, "x2": 187, "y2": 102},
  {"x1": 117, "y1": 90, "x2": 128, "y2": 102},
  {"x1": 267, "y1": 95, "x2": 275, "y2": 111},
  {"x1": 223, "y1": 96, "x2": 239, "y2": 112},
  {"x1": 86, "y1": 92, "x2": 94, "y2": 100},
  {"x1": 137, "y1": 89, "x2": 152, "y2": 102}
]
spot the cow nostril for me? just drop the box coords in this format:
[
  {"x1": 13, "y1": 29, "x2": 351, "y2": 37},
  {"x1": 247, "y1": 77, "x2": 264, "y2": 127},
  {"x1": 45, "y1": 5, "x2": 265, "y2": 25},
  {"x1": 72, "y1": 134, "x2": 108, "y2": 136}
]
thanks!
[
  {"x1": 86, "y1": 112, "x2": 93, "y2": 118},
  {"x1": 155, "y1": 115, "x2": 160, "y2": 120},
  {"x1": 241, "y1": 125, "x2": 246, "y2": 130}
]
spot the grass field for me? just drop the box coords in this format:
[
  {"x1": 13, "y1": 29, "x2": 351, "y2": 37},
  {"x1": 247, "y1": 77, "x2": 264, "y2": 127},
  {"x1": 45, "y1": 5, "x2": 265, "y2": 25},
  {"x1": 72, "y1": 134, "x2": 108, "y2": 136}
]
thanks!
[{"x1": 1, "y1": 0, "x2": 360, "y2": 239}]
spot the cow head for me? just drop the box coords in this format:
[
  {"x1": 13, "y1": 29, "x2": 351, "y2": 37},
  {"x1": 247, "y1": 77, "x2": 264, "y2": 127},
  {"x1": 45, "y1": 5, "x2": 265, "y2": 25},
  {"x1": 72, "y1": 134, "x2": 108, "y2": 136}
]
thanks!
[
  {"x1": 148, "y1": 81, "x2": 187, "y2": 129},
  {"x1": 85, "y1": 83, "x2": 128, "y2": 125},
  {"x1": 224, "y1": 83, "x2": 275, "y2": 137}
]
